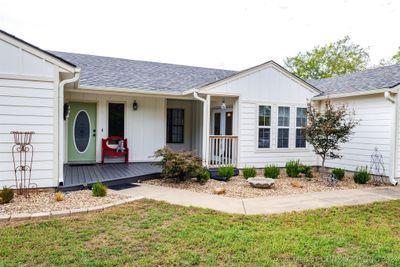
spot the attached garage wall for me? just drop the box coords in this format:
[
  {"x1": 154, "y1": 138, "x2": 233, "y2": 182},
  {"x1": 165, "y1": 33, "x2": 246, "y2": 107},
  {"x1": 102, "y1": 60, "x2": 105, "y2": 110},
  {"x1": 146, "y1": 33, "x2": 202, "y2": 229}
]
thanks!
[
  {"x1": 0, "y1": 39, "x2": 59, "y2": 188},
  {"x1": 325, "y1": 94, "x2": 394, "y2": 175}
]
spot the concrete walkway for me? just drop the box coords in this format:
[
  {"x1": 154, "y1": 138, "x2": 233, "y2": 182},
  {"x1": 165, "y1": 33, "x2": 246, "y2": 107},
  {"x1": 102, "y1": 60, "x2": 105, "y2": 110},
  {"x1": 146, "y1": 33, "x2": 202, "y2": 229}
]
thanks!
[{"x1": 112, "y1": 184, "x2": 400, "y2": 215}]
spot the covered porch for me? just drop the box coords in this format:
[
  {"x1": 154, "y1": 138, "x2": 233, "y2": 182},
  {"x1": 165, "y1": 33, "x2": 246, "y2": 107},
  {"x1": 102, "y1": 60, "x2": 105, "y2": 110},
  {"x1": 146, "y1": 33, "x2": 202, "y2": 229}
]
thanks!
[{"x1": 61, "y1": 89, "x2": 239, "y2": 187}]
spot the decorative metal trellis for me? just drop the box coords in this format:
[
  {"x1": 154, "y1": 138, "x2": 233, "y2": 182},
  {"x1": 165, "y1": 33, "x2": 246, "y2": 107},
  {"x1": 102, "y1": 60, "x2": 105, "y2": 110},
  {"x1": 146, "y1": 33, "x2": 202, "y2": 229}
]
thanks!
[
  {"x1": 369, "y1": 147, "x2": 386, "y2": 185},
  {"x1": 10, "y1": 131, "x2": 37, "y2": 195}
]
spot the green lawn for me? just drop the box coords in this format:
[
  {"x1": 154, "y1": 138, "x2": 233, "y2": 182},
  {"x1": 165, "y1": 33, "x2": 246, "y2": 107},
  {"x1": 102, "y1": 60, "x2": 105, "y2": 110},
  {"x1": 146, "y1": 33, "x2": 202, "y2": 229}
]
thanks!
[{"x1": 0, "y1": 199, "x2": 399, "y2": 266}]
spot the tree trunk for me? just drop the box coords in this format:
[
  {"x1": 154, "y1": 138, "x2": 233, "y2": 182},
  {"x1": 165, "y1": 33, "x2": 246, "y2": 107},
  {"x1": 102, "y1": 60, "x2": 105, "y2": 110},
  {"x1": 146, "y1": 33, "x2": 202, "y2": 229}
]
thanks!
[{"x1": 321, "y1": 156, "x2": 326, "y2": 177}]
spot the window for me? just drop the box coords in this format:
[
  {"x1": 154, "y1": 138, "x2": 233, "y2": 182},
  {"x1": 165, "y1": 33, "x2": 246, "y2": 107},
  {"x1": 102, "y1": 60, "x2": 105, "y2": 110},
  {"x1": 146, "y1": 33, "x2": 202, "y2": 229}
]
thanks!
[
  {"x1": 108, "y1": 103, "x2": 124, "y2": 144},
  {"x1": 296, "y1": 107, "x2": 307, "y2": 148},
  {"x1": 277, "y1": 106, "x2": 290, "y2": 148},
  {"x1": 167, "y1": 109, "x2": 184, "y2": 143},
  {"x1": 258, "y1": 105, "x2": 271, "y2": 148}
]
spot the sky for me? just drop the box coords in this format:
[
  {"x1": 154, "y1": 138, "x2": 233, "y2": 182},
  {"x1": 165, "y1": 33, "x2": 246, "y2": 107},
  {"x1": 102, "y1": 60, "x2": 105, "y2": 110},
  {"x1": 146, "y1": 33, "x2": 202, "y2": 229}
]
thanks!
[{"x1": 1, "y1": 0, "x2": 399, "y2": 71}]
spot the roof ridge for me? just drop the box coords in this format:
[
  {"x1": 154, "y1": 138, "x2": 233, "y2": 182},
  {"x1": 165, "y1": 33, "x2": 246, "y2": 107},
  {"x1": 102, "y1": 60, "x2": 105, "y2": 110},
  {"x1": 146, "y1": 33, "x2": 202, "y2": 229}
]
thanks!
[
  {"x1": 49, "y1": 50, "x2": 237, "y2": 73},
  {"x1": 309, "y1": 63, "x2": 400, "y2": 82}
]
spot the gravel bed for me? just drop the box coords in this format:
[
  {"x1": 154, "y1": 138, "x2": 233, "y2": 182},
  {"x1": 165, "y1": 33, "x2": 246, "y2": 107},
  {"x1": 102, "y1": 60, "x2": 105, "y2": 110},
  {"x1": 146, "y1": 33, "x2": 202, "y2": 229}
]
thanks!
[
  {"x1": 0, "y1": 190, "x2": 128, "y2": 214},
  {"x1": 144, "y1": 175, "x2": 378, "y2": 199}
]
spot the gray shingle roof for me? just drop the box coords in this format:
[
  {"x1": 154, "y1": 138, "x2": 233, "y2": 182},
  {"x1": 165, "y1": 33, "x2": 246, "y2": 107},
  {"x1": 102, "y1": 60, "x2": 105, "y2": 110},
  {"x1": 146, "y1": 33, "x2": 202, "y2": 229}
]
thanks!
[
  {"x1": 308, "y1": 64, "x2": 400, "y2": 96},
  {"x1": 51, "y1": 51, "x2": 237, "y2": 93}
]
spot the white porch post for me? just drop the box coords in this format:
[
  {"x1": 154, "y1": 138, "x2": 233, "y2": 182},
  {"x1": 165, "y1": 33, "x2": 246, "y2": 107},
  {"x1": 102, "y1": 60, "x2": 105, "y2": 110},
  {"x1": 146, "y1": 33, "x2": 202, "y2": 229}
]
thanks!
[{"x1": 204, "y1": 94, "x2": 211, "y2": 166}]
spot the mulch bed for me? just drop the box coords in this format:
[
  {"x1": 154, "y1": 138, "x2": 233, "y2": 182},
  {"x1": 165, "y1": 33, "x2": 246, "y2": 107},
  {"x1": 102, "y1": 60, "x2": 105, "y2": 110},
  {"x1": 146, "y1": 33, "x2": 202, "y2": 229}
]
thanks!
[
  {"x1": 0, "y1": 190, "x2": 128, "y2": 214},
  {"x1": 144, "y1": 174, "x2": 379, "y2": 199}
]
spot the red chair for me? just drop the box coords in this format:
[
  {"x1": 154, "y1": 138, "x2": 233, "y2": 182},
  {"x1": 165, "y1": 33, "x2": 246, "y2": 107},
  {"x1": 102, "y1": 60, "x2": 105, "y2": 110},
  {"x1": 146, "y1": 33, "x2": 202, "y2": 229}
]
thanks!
[{"x1": 101, "y1": 136, "x2": 129, "y2": 164}]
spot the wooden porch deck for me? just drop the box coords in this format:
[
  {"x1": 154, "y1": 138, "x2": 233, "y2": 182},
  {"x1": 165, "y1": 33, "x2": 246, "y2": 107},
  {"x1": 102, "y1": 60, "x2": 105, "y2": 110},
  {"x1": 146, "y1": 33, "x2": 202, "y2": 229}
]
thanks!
[{"x1": 60, "y1": 162, "x2": 162, "y2": 190}]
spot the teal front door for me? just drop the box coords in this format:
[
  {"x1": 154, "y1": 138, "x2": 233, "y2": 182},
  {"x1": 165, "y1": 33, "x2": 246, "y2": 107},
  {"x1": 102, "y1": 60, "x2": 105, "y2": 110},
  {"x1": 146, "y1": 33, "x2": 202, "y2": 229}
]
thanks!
[{"x1": 68, "y1": 102, "x2": 97, "y2": 163}]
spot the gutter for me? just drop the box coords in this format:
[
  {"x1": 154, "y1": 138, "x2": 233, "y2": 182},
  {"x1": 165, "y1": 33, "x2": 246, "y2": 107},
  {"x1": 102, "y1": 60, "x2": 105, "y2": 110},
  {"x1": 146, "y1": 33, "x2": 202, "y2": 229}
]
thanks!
[
  {"x1": 193, "y1": 91, "x2": 208, "y2": 164},
  {"x1": 385, "y1": 90, "x2": 399, "y2": 185},
  {"x1": 58, "y1": 69, "x2": 81, "y2": 184},
  {"x1": 312, "y1": 88, "x2": 394, "y2": 101}
]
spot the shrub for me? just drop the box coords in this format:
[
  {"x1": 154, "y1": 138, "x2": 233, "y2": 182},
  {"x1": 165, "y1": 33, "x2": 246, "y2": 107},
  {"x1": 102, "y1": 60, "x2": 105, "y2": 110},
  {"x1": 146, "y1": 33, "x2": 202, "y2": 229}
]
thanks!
[
  {"x1": 299, "y1": 164, "x2": 313, "y2": 179},
  {"x1": 154, "y1": 147, "x2": 203, "y2": 182},
  {"x1": 264, "y1": 165, "x2": 280, "y2": 178},
  {"x1": 286, "y1": 160, "x2": 301, "y2": 177},
  {"x1": 54, "y1": 192, "x2": 65, "y2": 202},
  {"x1": 242, "y1": 167, "x2": 257, "y2": 179},
  {"x1": 92, "y1": 181, "x2": 107, "y2": 197},
  {"x1": 0, "y1": 187, "x2": 14, "y2": 204},
  {"x1": 353, "y1": 166, "x2": 370, "y2": 184},
  {"x1": 218, "y1": 166, "x2": 235, "y2": 180},
  {"x1": 196, "y1": 168, "x2": 210, "y2": 184},
  {"x1": 332, "y1": 168, "x2": 345, "y2": 180}
]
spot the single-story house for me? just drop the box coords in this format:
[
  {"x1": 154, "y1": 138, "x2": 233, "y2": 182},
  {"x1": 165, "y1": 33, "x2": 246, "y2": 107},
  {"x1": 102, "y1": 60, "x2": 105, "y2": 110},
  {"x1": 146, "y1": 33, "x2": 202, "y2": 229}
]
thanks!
[{"x1": 0, "y1": 29, "x2": 399, "y2": 188}]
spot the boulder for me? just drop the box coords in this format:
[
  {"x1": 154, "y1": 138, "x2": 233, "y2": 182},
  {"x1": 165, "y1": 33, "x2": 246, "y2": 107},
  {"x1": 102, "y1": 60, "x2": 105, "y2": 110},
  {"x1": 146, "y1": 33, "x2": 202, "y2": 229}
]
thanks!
[{"x1": 248, "y1": 177, "x2": 275, "y2": 189}]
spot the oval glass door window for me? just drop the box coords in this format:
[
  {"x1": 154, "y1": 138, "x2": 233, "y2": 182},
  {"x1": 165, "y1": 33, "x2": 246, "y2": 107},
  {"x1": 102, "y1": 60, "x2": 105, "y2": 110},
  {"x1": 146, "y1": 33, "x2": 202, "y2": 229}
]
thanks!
[{"x1": 74, "y1": 111, "x2": 91, "y2": 153}]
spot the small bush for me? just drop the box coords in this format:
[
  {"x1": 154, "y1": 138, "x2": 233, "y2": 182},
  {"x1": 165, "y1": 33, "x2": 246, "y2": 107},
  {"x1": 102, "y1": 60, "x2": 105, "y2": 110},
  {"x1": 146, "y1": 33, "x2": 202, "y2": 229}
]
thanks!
[
  {"x1": 264, "y1": 165, "x2": 280, "y2": 178},
  {"x1": 196, "y1": 168, "x2": 210, "y2": 184},
  {"x1": 353, "y1": 166, "x2": 370, "y2": 184},
  {"x1": 154, "y1": 147, "x2": 203, "y2": 182},
  {"x1": 218, "y1": 166, "x2": 235, "y2": 180},
  {"x1": 0, "y1": 187, "x2": 14, "y2": 204},
  {"x1": 299, "y1": 164, "x2": 313, "y2": 179},
  {"x1": 92, "y1": 181, "x2": 107, "y2": 197},
  {"x1": 54, "y1": 192, "x2": 65, "y2": 202},
  {"x1": 242, "y1": 167, "x2": 257, "y2": 179},
  {"x1": 332, "y1": 168, "x2": 345, "y2": 181},
  {"x1": 286, "y1": 160, "x2": 300, "y2": 177}
]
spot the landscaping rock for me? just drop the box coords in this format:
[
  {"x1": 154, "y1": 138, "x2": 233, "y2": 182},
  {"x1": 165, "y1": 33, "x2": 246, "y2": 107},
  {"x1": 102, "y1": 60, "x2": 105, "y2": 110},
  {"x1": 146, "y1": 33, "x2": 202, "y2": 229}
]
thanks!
[
  {"x1": 290, "y1": 180, "x2": 304, "y2": 188},
  {"x1": 213, "y1": 187, "x2": 226, "y2": 195},
  {"x1": 248, "y1": 177, "x2": 275, "y2": 189}
]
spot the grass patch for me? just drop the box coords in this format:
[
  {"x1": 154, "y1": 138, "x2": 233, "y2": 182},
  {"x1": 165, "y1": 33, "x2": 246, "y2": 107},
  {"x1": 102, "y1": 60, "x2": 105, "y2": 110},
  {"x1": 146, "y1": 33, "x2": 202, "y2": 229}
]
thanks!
[{"x1": 0, "y1": 199, "x2": 399, "y2": 266}]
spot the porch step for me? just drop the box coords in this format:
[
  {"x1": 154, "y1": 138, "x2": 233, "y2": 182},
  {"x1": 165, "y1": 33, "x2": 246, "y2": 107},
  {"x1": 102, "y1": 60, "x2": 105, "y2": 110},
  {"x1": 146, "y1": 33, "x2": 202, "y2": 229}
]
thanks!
[{"x1": 208, "y1": 168, "x2": 240, "y2": 181}]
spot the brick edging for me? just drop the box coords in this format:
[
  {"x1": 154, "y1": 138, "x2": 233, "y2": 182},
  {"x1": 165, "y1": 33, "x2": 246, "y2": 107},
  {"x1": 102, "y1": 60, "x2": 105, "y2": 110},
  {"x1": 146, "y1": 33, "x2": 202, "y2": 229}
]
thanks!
[{"x1": 0, "y1": 196, "x2": 144, "y2": 222}]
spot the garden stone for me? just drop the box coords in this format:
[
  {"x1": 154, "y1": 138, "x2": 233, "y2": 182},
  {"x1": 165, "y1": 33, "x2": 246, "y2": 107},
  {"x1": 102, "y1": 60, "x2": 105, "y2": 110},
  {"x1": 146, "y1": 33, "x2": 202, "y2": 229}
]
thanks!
[{"x1": 248, "y1": 177, "x2": 275, "y2": 189}]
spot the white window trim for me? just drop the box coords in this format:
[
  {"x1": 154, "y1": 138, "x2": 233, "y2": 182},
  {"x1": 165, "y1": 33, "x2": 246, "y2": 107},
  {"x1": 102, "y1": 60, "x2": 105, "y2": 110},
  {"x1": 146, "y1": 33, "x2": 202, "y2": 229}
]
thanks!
[
  {"x1": 256, "y1": 104, "x2": 272, "y2": 149},
  {"x1": 295, "y1": 107, "x2": 307, "y2": 149},
  {"x1": 277, "y1": 106, "x2": 290, "y2": 149}
]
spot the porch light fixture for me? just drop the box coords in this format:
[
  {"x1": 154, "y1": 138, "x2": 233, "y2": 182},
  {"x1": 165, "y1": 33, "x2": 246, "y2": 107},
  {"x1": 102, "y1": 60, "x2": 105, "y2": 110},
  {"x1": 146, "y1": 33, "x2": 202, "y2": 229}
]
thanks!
[
  {"x1": 133, "y1": 100, "x2": 138, "y2": 111},
  {"x1": 63, "y1": 103, "x2": 71, "y2": 120},
  {"x1": 221, "y1": 99, "x2": 226, "y2": 110}
]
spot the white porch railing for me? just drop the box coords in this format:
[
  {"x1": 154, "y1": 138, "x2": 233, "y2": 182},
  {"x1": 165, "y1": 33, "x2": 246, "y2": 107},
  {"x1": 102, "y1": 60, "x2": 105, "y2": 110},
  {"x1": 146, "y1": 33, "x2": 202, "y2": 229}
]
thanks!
[{"x1": 208, "y1": 135, "x2": 238, "y2": 167}]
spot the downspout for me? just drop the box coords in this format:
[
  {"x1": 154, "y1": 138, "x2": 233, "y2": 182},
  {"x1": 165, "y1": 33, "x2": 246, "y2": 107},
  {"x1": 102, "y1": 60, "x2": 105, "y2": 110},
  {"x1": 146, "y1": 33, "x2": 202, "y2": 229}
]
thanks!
[
  {"x1": 58, "y1": 70, "x2": 81, "y2": 185},
  {"x1": 193, "y1": 91, "x2": 208, "y2": 166},
  {"x1": 384, "y1": 91, "x2": 398, "y2": 185}
]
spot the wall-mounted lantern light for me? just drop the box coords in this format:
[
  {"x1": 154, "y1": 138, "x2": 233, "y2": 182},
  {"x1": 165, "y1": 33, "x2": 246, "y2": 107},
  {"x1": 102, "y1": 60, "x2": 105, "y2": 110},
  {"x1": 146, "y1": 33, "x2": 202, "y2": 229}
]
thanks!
[
  {"x1": 63, "y1": 103, "x2": 71, "y2": 120},
  {"x1": 133, "y1": 100, "x2": 138, "y2": 111},
  {"x1": 220, "y1": 99, "x2": 226, "y2": 110}
]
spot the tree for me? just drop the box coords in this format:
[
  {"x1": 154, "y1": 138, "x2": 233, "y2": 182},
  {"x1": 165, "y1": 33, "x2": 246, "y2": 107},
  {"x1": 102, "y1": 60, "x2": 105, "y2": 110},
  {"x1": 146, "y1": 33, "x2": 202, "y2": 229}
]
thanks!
[
  {"x1": 392, "y1": 47, "x2": 400, "y2": 64},
  {"x1": 304, "y1": 100, "x2": 359, "y2": 175},
  {"x1": 284, "y1": 36, "x2": 370, "y2": 79}
]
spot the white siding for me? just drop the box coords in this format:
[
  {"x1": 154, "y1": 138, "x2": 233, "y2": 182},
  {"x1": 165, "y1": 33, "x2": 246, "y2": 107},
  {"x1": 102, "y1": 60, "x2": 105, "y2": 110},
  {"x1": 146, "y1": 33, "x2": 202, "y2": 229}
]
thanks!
[
  {"x1": 0, "y1": 39, "x2": 54, "y2": 77},
  {"x1": 64, "y1": 92, "x2": 166, "y2": 163},
  {"x1": 0, "y1": 78, "x2": 58, "y2": 188},
  {"x1": 0, "y1": 38, "x2": 59, "y2": 188},
  {"x1": 325, "y1": 95, "x2": 394, "y2": 175},
  {"x1": 207, "y1": 65, "x2": 318, "y2": 168}
]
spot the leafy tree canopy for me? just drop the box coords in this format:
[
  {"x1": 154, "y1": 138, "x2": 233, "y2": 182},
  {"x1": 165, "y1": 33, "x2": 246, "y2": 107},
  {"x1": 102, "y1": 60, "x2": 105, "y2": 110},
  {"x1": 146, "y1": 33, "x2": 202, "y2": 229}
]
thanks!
[
  {"x1": 284, "y1": 36, "x2": 370, "y2": 79},
  {"x1": 392, "y1": 47, "x2": 400, "y2": 64}
]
